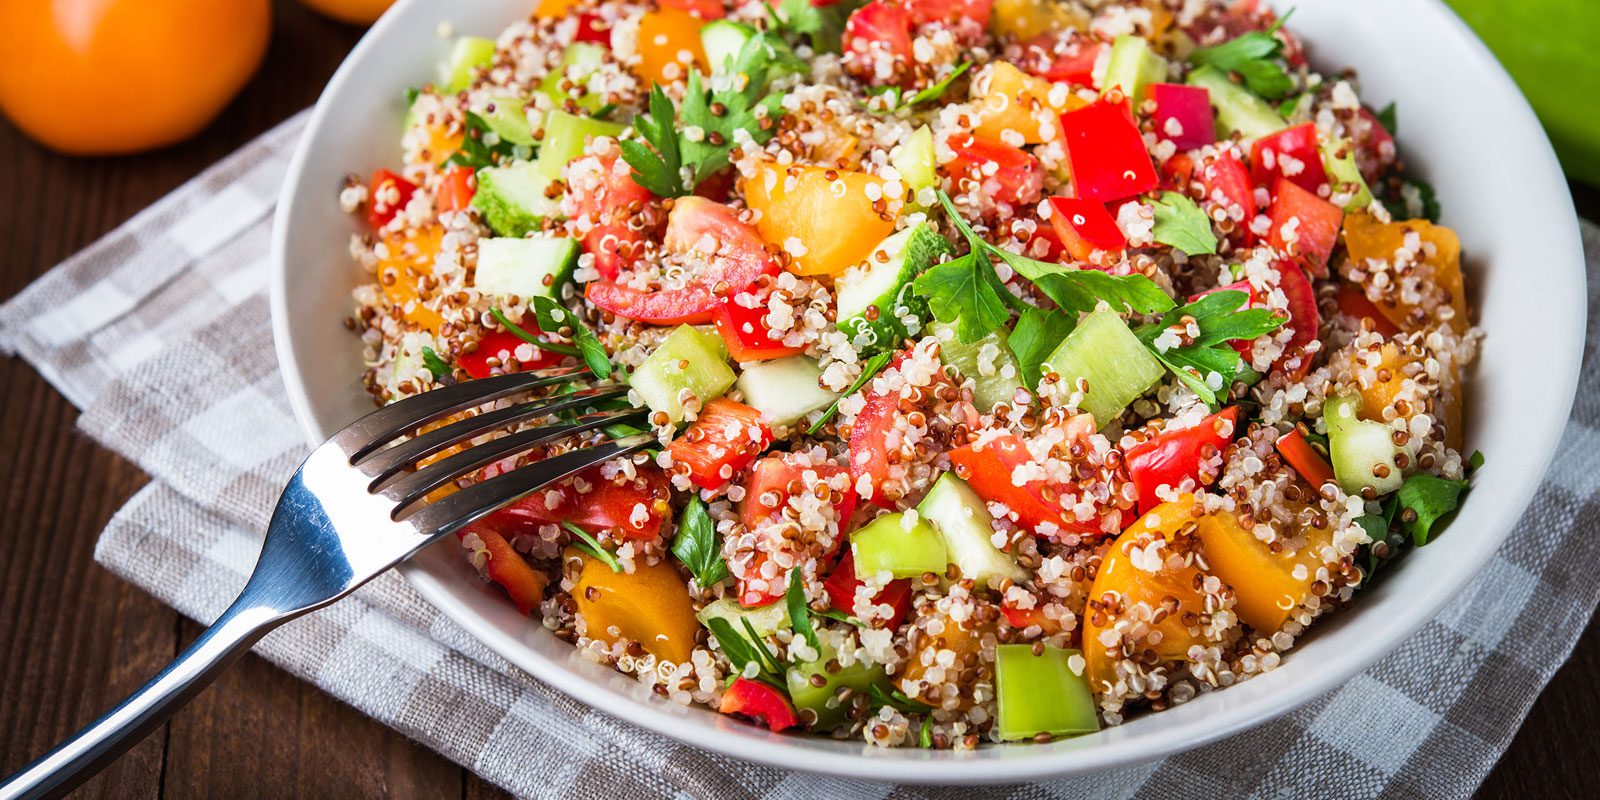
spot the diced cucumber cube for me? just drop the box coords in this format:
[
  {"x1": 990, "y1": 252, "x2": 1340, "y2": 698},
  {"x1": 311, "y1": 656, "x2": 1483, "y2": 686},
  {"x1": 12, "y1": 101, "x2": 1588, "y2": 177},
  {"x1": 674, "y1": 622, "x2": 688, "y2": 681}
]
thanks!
[
  {"x1": 917, "y1": 473, "x2": 1026, "y2": 585},
  {"x1": 477, "y1": 95, "x2": 536, "y2": 147},
  {"x1": 696, "y1": 597, "x2": 790, "y2": 637},
  {"x1": 850, "y1": 512, "x2": 947, "y2": 580},
  {"x1": 734, "y1": 355, "x2": 841, "y2": 427},
  {"x1": 932, "y1": 322, "x2": 1023, "y2": 412},
  {"x1": 473, "y1": 159, "x2": 562, "y2": 238},
  {"x1": 539, "y1": 43, "x2": 608, "y2": 114},
  {"x1": 1324, "y1": 394, "x2": 1410, "y2": 495},
  {"x1": 441, "y1": 35, "x2": 497, "y2": 92},
  {"x1": 786, "y1": 643, "x2": 891, "y2": 731},
  {"x1": 892, "y1": 126, "x2": 937, "y2": 198},
  {"x1": 1042, "y1": 310, "x2": 1166, "y2": 428},
  {"x1": 537, "y1": 110, "x2": 628, "y2": 182},
  {"x1": 701, "y1": 20, "x2": 756, "y2": 75},
  {"x1": 995, "y1": 644, "x2": 1100, "y2": 741},
  {"x1": 1187, "y1": 65, "x2": 1286, "y2": 143},
  {"x1": 836, "y1": 223, "x2": 947, "y2": 354},
  {"x1": 1320, "y1": 135, "x2": 1374, "y2": 210},
  {"x1": 473, "y1": 236, "x2": 578, "y2": 300},
  {"x1": 1102, "y1": 35, "x2": 1168, "y2": 106},
  {"x1": 630, "y1": 325, "x2": 735, "y2": 423}
]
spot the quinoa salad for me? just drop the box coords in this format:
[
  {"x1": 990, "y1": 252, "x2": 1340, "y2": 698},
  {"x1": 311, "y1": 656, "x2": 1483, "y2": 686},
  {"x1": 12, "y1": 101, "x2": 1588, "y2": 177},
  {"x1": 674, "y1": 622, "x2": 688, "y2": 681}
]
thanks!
[{"x1": 343, "y1": 0, "x2": 1482, "y2": 747}]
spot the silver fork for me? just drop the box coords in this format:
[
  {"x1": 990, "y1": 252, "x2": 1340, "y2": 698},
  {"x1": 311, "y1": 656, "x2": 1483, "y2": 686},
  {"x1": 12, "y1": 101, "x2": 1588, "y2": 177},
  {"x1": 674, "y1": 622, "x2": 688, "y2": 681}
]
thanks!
[{"x1": 0, "y1": 366, "x2": 651, "y2": 800}]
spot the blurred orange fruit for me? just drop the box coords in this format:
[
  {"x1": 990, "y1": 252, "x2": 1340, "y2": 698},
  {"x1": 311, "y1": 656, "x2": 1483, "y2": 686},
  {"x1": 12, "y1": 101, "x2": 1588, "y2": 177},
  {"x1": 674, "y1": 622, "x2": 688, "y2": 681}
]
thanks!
[
  {"x1": 0, "y1": 0, "x2": 271, "y2": 156},
  {"x1": 299, "y1": 0, "x2": 395, "y2": 25}
]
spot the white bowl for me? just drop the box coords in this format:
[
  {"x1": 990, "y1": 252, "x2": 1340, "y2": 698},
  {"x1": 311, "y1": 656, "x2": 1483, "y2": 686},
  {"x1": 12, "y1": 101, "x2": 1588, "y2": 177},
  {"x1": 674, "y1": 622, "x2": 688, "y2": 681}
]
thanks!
[{"x1": 271, "y1": 0, "x2": 1586, "y2": 784}]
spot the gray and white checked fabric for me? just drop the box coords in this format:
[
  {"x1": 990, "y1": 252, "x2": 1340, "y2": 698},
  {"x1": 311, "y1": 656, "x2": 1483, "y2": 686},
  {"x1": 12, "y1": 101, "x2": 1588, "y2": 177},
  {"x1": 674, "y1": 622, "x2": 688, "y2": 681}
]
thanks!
[{"x1": 2, "y1": 111, "x2": 1597, "y2": 799}]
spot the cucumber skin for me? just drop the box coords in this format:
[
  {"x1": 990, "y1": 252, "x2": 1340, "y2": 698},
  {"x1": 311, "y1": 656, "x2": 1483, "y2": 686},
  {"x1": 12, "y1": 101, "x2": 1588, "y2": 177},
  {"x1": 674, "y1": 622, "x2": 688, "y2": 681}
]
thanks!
[
  {"x1": 916, "y1": 473, "x2": 1027, "y2": 585},
  {"x1": 1187, "y1": 65, "x2": 1286, "y2": 142},
  {"x1": 630, "y1": 325, "x2": 736, "y2": 424},
  {"x1": 473, "y1": 237, "x2": 577, "y2": 300},
  {"x1": 838, "y1": 225, "x2": 950, "y2": 355},
  {"x1": 994, "y1": 644, "x2": 1099, "y2": 740},
  {"x1": 473, "y1": 160, "x2": 561, "y2": 238},
  {"x1": 1042, "y1": 310, "x2": 1166, "y2": 428}
]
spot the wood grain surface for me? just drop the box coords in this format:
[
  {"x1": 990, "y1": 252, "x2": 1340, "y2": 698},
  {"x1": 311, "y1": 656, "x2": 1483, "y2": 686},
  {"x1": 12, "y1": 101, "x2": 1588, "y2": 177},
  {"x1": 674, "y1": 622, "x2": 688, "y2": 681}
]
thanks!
[{"x1": 0, "y1": 2, "x2": 1594, "y2": 797}]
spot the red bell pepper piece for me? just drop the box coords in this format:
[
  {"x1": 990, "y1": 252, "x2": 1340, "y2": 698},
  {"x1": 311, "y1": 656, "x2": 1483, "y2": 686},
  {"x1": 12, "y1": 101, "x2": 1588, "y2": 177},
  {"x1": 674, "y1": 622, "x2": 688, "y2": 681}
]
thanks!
[
  {"x1": 459, "y1": 524, "x2": 547, "y2": 615},
  {"x1": 1353, "y1": 107, "x2": 1396, "y2": 184},
  {"x1": 1149, "y1": 83, "x2": 1216, "y2": 151},
  {"x1": 457, "y1": 326, "x2": 565, "y2": 379},
  {"x1": 666, "y1": 399, "x2": 773, "y2": 491},
  {"x1": 1334, "y1": 281, "x2": 1400, "y2": 337},
  {"x1": 1271, "y1": 259, "x2": 1321, "y2": 379},
  {"x1": 573, "y1": 13, "x2": 612, "y2": 46},
  {"x1": 367, "y1": 169, "x2": 416, "y2": 229},
  {"x1": 1197, "y1": 150, "x2": 1257, "y2": 243},
  {"x1": 1267, "y1": 177, "x2": 1343, "y2": 278},
  {"x1": 719, "y1": 677, "x2": 798, "y2": 732},
  {"x1": 1249, "y1": 122, "x2": 1328, "y2": 196},
  {"x1": 1275, "y1": 427, "x2": 1336, "y2": 489},
  {"x1": 1000, "y1": 600, "x2": 1065, "y2": 635},
  {"x1": 740, "y1": 454, "x2": 857, "y2": 532},
  {"x1": 435, "y1": 165, "x2": 476, "y2": 215},
  {"x1": 1060, "y1": 96, "x2": 1158, "y2": 202},
  {"x1": 823, "y1": 550, "x2": 912, "y2": 629},
  {"x1": 1048, "y1": 196, "x2": 1128, "y2": 261},
  {"x1": 947, "y1": 433, "x2": 1096, "y2": 534},
  {"x1": 944, "y1": 134, "x2": 1045, "y2": 207},
  {"x1": 1123, "y1": 406, "x2": 1240, "y2": 514}
]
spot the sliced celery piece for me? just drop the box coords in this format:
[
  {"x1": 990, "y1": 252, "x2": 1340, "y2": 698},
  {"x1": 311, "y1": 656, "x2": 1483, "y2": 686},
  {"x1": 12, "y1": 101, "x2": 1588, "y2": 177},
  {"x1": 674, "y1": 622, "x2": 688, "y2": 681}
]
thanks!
[
  {"x1": 995, "y1": 644, "x2": 1100, "y2": 740},
  {"x1": 850, "y1": 512, "x2": 947, "y2": 579},
  {"x1": 1042, "y1": 310, "x2": 1165, "y2": 428}
]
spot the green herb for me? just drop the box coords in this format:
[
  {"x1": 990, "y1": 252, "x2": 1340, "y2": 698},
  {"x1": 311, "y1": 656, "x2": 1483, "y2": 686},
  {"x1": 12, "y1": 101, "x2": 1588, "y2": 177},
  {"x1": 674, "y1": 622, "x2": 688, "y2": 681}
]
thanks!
[
  {"x1": 591, "y1": 102, "x2": 617, "y2": 122},
  {"x1": 489, "y1": 308, "x2": 582, "y2": 357},
  {"x1": 1354, "y1": 513, "x2": 1393, "y2": 584},
  {"x1": 1150, "y1": 191, "x2": 1219, "y2": 255},
  {"x1": 671, "y1": 496, "x2": 730, "y2": 587},
  {"x1": 621, "y1": 33, "x2": 794, "y2": 196},
  {"x1": 1027, "y1": 269, "x2": 1176, "y2": 318},
  {"x1": 1405, "y1": 178, "x2": 1442, "y2": 223},
  {"x1": 769, "y1": 0, "x2": 861, "y2": 54},
  {"x1": 1375, "y1": 101, "x2": 1397, "y2": 136},
  {"x1": 529, "y1": 296, "x2": 612, "y2": 378},
  {"x1": 1393, "y1": 472, "x2": 1469, "y2": 547},
  {"x1": 563, "y1": 522, "x2": 622, "y2": 573},
  {"x1": 443, "y1": 110, "x2": 530, "y2": 170},
  {"x1": 1134, "y1": 290, "x2": 1285, "y2": 408},
  {"x1": 1007, "y1": 307, "x2": 1075, "y2": 391},
  {"x1": 703, "y1": 617, "x2": 785, "y2": 688},
  {"x1": 812, "y1": 608, "x2": 866, "y2": 627},
  {"x1": 918, "y1": 716, "x2": 934, "y2": 748},
  {"x1": 420, "y1": 346, "x2": 452, "y2": 382},
  {"x1": 785, "y1": 567, "x2": 820, "y2": 650},
  {"x1": 1187, "y1": 12, "x2": 1296, "y2": 100},
  {"x1": 1468, "y1": 450, "x2": 1485, "y2": 472},
  {"x1": 868, "y1": 683, "x2": 933, "y2": 714},
  {"x1": 807, "y1": 351, "x2": 893, "y2": 435},
  {"x1": 868, "y1": 62, "x2": 971, "y2": 113},
  {"x1": 913, "y1": 253, "x2": 1018, "y2": 344},
  {"x1": 602, "y1": 421, "x2": 651, "y2": 440},
  {"x1": 404, "y1": 86, "x2": 421, "y2": 107}
]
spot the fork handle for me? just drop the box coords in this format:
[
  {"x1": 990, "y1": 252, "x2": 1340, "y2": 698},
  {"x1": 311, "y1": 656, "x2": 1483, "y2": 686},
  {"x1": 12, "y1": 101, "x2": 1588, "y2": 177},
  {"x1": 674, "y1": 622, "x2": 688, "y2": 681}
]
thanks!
[{"x1": 0, "y1": 600, "x2": 283, "y2": 800}]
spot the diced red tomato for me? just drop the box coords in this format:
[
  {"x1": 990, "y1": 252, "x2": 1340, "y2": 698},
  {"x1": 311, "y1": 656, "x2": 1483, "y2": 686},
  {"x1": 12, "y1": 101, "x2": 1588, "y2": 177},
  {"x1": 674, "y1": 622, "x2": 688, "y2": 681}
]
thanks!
[
  {"x1": 906, "y1": 0, "x2": 993, "y2": 28},
  {"x1": 1060, "y1": 96, "x2": 1158, "y2": 202},
  {"x1": 1197, "y1": 150, "x2": 1257, "y2": 243},
  {"x1": 944, "y1": 134, "x2": 1045, "y2": 207},
  {"x1": 1271, "y1": 259, "x2": 1320, "y2": 379},
  {"x1": 1019, "y1": 32, "x2": 1105, "y2": 87},
  {"x1": 660, "y1": 0, "x2": 725, "y2": 19},
  {"x1": 1048, "y1": 196, "x2": 1127, "y2": 261},
  {"x1": 1001, "y1": 601, "x2": 1065, "y2": 635},
  {"x1": 1160, "y1": 152, "x2": 1195, "y2": 192},
  {"x1": 843, "y1": 1, "x2": 914, "y2": 86},
  {"x1": 849, "y1": 389, "x2": 902, "y2": 511},
  {"x1": 823, "y1": 549, "x2": 912, "y2": 629},
  {"x1": 1123, "y1": 407, "x2": 1240, "y2": 514},
  {"x1": 1334, "y1": 281, "x2": 1400, "y2": 337},
  {"x1": 740, "y1": 454, "x2": 857, "y2": 532},
  {"x1": 566, "y1": 152, "x2": 659, "y2": 281},
  {"x1": 485, "y1": 463, "x2": 670, "y2": 542},
  {"x1": 947, "y1": 433, "x2": 1094, "y2": 534},
  {"x1": 1267, "y1": 177, "x2": 1343, "y2": 277},
  {"x1": 457, "y1": 327, "x2": 564, "y2": 379},
  {"x1": 719, "y1": 677, "x2": 798, "y2": 732},
  {"x1": 667, "y1": 399, "x2": 772, "y2": 491},
  {"x1": 587, "y1": 197, "x2": 777, "y2": 325},
  {"x1": 1249, "y1": 122, "x2": 1328, "y2": 197},
  {"x1": 1352, "y1": 106, "x2": 1397, "y2": 184},
  {"x1": 1149, "y1": 83, "x2": 1216, "y2": 151},
  {"x1": 1275, "y1": 427, "x2": 1335, "y2": 489},
  {"x1": 459, "y1": 524, "x2": 548, "y2": 615},
  {"x1": 713, "y1": 282, "x2": 804, "y2": 362},
  {"x1": 573, "y1": 12, "x2": 612, "y2": 46},
  {"x1": 435, "y1": 165, "x2": 476, "y2": 214},
  {"x1": 367, "y1": 169, "x2": 416, "y2": 229}
]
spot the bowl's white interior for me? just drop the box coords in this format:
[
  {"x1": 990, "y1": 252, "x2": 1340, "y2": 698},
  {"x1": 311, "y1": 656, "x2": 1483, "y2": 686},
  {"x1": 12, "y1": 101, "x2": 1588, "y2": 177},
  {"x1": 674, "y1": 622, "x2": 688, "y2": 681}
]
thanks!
[{"x1": 270, "y1": 0, "x2": 1586, "y2": 784}]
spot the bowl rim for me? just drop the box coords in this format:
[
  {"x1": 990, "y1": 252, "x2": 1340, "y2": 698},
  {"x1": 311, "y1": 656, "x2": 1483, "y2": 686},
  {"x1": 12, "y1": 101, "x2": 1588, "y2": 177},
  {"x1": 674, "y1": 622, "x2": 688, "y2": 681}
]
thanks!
[{"x1": 270, "y1": 0, "x2": 1588, "y2": 784}]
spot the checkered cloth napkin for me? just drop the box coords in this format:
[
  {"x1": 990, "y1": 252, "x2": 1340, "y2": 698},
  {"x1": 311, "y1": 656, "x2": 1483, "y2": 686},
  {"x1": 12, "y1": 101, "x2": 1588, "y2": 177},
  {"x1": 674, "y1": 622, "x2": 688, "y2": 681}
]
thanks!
[{"x1": 3, "y1": 112, "x2": 1597, "y2": 800}]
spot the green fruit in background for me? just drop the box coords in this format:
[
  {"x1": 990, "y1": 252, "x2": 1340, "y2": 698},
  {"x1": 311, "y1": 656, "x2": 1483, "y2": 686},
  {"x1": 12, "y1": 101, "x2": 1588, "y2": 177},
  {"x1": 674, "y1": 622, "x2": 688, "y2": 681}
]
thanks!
[{"x1": 1446, "y1": 0, "x2": 1600, "y2": 185}]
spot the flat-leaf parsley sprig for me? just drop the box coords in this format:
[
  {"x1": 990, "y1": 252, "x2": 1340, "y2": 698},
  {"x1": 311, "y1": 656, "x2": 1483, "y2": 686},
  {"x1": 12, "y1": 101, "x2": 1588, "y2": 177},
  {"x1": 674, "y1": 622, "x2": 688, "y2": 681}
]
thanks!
[
  {"x1": 1187, "y1": 11, "x2": 1296, "y2": 100},
  {"x1": 621, "y1": 33, "x2": 797, "y2": 197},
  {"x1": 1134, "y1": 290, "x2": 1285, "y2": 407}
]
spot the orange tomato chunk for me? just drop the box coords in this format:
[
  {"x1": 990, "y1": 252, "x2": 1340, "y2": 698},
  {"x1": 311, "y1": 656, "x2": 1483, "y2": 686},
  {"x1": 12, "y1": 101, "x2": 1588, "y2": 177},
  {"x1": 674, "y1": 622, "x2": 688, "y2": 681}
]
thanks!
[
  {"x1": 567, "y1": 547, "x2": 700, "y2": 665},
  {"x1": 741, "y1": 164, "x2": 901, "y2": 276}
]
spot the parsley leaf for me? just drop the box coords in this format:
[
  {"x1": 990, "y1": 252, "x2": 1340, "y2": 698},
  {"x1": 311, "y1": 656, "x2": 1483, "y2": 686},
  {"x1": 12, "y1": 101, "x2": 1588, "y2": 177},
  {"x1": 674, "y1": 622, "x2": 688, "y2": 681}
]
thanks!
[
  {"x1": 1008, "y1": 307, "x2": 1075, "y2": 390},
  {"x1": 1134, "y1": 290, "x2": 1285, "y2": 408},
  {"x1": 443, "y1": 110, "x2": 529, "y2": 170},
  {"x1": 620, "y1": 85, "x2": 685, "y2": 197},
  {"x1": 812, "y1": 608, "x2": 865, "y2": 626},
  {"x1": 1375, "y1": 101, "x2": 1398, "y2": 136},
  {"x1": 1393, "y1": 472, "x2": 1470, "y2": 547},
  {"x1": 703, "y1": 617, "x2": 785, "y2": 688},
  {"x1": 919, "y1": 716, "x2": 934, "y2": 748},
  {"x1": 420, "y1": 346, "x2": 452, "y2": 383},
  {"x1": 672, "y1": 496, "x2": 730, "y2": 587},
  {"x1": 868, "y1": 62, "x2": 972, "y2": 114},
  {"x1": 490, "y1": 308, "x2": 581, "y2": 357},
  {"x1": 563, "y1": 522, "x2": 622, "y2": 573},
  {"x1": 529, "y1": 296, "x2": 612, "y2": 378},
  {"x1": 913, "y1": 254, "x2": 1014, "y2": 344},
  {"x1": 1187, "y1": 13, "x2": 1295, "y2": 100},
  {"x1": 770, "y1": 0, "x2": 861, "y2": 54},
  {"x1": 808, "y1": 350, "x2": 893, "y2": 435},
  {"x1": 1029, "y1": 269, "x2": 1176, "y2": 317},
  {"x1": 869, "y1": 683, "x2": 933, "y2": 714},
  {"x1": 1151, "y1": 192, "x2": 1219, "y2": 255},
  {"x1": 786, "y1": 567, "x2": 820, "y2": 650}
]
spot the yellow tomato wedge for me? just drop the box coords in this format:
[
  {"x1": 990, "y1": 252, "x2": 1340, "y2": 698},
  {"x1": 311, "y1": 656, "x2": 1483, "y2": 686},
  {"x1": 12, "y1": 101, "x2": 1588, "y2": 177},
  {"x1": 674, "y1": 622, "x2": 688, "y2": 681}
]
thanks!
[
  {"x1": 990, "y1": 0, "x2": 1089, "y2": 40},
  {"x1": 1343, "y1": 212, "x2": 1469, "y2": 334},
  {"x1": 533, "y1": 0, "x2": 579, "y2": 17},
  {"x1": 634, "y1": 8, "x2": 707, "y2": 85},
  {"x1": 741, "y1": 164, "x2": 901, "y2": 275},
  {"x1": 378, "y1": 225, "x2": 445, "y2": 332},
  {"x1": 973, "y1": 61, "x2": 1086, "y2": 145},
  {"x1": 567, "y1": 547, "x2": 700, "y2": 665},
  {"x1": 1193, "y1": 511, "x2": 1333, "y2": 633},
  {"x1": 1356, "y1": 341, "x2": 1465, "y2": 452},
  {"x1": 898, "y1": 611, "x2": 993, "y2": 710}
]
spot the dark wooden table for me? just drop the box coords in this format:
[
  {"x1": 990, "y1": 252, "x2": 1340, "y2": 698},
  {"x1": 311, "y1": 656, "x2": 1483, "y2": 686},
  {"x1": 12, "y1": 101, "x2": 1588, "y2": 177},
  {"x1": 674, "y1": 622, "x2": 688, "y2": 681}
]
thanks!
[{"x1": 0, "y1": 2, "x2": 1594, "y2": 797}]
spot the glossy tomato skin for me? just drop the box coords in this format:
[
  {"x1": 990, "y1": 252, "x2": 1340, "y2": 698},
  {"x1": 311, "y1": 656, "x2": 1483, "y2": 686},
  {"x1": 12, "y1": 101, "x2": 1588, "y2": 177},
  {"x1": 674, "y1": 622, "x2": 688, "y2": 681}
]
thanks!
[
  {"x1": 1048, "y1": 196, "x2": 1127, "y2": 261},
  {"x1": 586, "y1": 281, "x2": 716, "y2": 325},
  {"x1": 719, "y1": 677, "x2": 798, "y2": 732},
  {"x1": 823, "y1": 549, "x2": 912, "y2": 629},
  {"x1": 458, "y1": 523, "x2": 547, "y2": 615},
  {"x1": 1334, "y1": 281, "x2": 1400, "y2": 337},
  {"x1": 1272, "y1": 259, "x2": 1321, "y2": 380},
  {"x1": 947, "y1": 433, "x2": 1097, "y2": 534},
  {"x1": 1197, "y1": 150, "x2": 1257, "y2": 244},
  {"x1": 436, "y1": 165, "x2": 476, "y2": 214},
  {"x1": 945, "y1": 134, "x2": 1045, "y2": 207},
  {"x1": 1249, "y1": 122, "x2": 1328, "y2": 197},
  {"x1": 849, "y1": 390, "x2": 902, "y2": 510},
  {"x1": 486, "y1": 464, "x2": 670, "y2": 542},
  {"x1": 1060, "y1": 96, "x2": 1158, "y2": 202},
  {"x1": 713, "y1": 283, "x2": 805, "y2": 362},
  {"x1": 906, "y1": 0, "x2": 993, "y2": 28},
  {"x1": 666, "y1": 399, "x2": 773, "y2": 490},
  {"x1": 1352, "y1": 107, "x2": 1397, "y2": 184},
  {"x1": 368, "y1": 169, "x2": 417, "y2": 229},
  {"x1": 1267, "y1": 177, "x2": 1343, "y2": 278},
  {"x1": 1123, "y1": 406, "x2": 1240, "y2": 514},
  {"x1": 457, "y1": 327, "x2": 564, "y2": 379},
  {"x1": 843, "y1": 1, "x2": 914, "y2": 86},
  {"x1": 738, "y1": 453, "x2": 857, "y2": 607},
  {"x1": 1019, "y1": 32, "x2": 1105, "y2": 86},
  {"x1": 566, "y1": 152, "x2": 658, "y2": 281}
]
